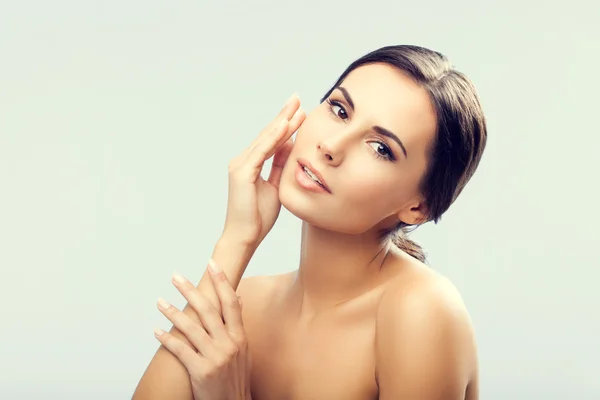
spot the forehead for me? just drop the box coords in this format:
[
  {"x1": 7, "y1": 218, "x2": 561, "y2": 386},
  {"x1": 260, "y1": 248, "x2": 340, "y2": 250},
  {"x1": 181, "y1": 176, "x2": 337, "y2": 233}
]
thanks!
[{"x1": 339, "y1": 63, "x2": 437, "y2": 149}]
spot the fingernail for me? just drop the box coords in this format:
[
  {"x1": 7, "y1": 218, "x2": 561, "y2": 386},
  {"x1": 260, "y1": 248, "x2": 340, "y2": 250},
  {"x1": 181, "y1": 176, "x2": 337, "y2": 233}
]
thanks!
[
  {"x1": 157, "y1": 297, "x2": 170, "y2": 309},
  {"x1": 207, "y1": 258, "x2": 221, "y2": 274},
  {"x1": 172, "y1": 273, "x2": 186, "y2": 284},
  {"x1": 286, "y1": 92, "x2": 298, "y2": 105},
  {"x1": 154, "y1": 327, "x2": 165, "y2": 336}
]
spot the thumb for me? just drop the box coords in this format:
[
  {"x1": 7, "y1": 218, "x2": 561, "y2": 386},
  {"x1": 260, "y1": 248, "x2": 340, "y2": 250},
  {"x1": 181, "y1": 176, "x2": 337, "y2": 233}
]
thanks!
[{"x1": 267, "y1": 138, "x2": 294, "y2": 188}]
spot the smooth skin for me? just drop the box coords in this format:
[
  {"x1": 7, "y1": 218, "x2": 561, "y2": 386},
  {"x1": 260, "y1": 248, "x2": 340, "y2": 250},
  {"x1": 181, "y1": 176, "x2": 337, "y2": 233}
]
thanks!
[
  {"x1": 133, "y1": 93, "x2": 307, "y2": 399},
  {"x1": 153, "y1": 260, "x2": 251, "y2": 400},
  {"x1": 133, "y1": 63, "x2": 479, "y2": 400}
]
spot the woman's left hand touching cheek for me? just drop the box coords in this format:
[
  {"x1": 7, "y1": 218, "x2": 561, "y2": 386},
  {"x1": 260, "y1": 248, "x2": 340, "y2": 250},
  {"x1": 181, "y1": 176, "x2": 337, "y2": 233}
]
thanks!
[{"x1": 154, "y1": 259, "x2": 252, "y2": 400}]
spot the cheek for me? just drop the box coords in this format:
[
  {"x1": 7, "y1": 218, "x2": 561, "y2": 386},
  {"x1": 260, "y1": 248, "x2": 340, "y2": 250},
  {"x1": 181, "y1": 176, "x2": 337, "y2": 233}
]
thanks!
[
  {"x1": 339, "y1": 166, "x2": 400, "y2": 213},
  {"x1": 292, "y1": 105, "x2": 336, "y2": 145},
  {"x1": 292, "y1": 113, "x2": 322, "y2": 146}
]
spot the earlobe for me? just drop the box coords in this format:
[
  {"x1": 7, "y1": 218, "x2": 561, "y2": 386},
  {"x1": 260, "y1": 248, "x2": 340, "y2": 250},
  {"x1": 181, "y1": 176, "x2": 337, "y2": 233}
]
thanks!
[{"x1": 396, "y1": 201, "x2": 428, "y2": 226}]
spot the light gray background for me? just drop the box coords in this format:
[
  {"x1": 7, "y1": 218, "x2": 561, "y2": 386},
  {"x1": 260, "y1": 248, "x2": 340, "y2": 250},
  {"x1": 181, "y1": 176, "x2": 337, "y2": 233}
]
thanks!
[{"x1": 1, "y1": 1, "x2": 598, "y2": 399}]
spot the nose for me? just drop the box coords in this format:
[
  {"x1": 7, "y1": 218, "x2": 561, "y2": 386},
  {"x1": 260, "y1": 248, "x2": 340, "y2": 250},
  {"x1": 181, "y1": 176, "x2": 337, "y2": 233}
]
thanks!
[
  {"x1": 317, "y1": 134, "x2": 351, "y2": 166},
  {"x1": 317, "y1": 142, "x2": 335, "y2": 163}
]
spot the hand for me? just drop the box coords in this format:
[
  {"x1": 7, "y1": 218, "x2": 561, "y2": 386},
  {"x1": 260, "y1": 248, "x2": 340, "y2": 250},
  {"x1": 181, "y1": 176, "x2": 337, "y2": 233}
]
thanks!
[
  {"x1": 223, "y1": 93, "x2": 306, "y2": 247},
  {"x1": 154, "y1": 259, "x2": 251, "y2": 400}
]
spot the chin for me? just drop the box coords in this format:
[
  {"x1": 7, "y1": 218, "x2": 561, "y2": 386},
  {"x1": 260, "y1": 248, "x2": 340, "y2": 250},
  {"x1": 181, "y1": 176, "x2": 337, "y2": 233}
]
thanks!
[
  {"x1": 278, "y1": 174, "x2": 320, "y2": 224},
  {"x1": 278, "y1": 180, "x2": 373, "y2": 235}
]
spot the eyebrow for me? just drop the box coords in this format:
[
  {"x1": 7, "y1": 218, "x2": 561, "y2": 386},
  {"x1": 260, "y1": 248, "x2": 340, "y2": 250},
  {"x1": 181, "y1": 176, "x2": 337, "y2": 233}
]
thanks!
[{"x1": 335, "y1": 86, "x2": 408, "y2": 158}]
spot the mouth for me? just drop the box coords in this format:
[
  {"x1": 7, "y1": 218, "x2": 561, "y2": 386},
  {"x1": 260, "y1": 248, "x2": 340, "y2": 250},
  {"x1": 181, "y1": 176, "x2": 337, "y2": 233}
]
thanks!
[{"x1": 297, "y1": 158, "x2": 331, "y2": 193}]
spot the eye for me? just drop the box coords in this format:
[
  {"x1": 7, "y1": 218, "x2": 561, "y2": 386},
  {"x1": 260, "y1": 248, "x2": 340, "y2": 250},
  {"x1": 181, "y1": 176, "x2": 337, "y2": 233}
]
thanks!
[
  {"x1": 326, "y1": 99, "x2": 348, "y2": 120},
  {"x1": 369, "y1": 141, "x2": 395, "y2": 161}
]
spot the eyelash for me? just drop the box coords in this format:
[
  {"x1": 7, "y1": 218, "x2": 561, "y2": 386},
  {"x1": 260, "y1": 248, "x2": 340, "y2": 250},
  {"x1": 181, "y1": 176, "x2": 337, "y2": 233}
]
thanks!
[{"x1": 325, "y1": 98, "x2": 396, "y2": 162}]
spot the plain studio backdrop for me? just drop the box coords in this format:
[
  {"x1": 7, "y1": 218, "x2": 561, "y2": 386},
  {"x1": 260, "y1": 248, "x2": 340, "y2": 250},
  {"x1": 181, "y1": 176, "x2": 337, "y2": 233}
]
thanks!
[{"x1": 1, "y1": 1, "x2": 598, "y2": 399}]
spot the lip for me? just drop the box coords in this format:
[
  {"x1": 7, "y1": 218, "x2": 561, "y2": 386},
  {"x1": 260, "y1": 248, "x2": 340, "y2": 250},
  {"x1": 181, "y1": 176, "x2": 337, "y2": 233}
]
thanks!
[{"x1": 297, "y1": 158, "x2": 331, "y2": 193}]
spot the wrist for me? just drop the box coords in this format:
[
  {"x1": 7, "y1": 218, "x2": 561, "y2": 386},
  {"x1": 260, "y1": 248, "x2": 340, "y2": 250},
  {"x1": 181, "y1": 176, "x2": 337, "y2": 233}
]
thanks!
[
  {"x1": 219, "y1": 228, "x2": 262, "y2": 249},
  {"x1": 209, "y1": 235, "x2": 258, "y2": 288},
  {"x1": 215, "y1": 234, "x2": 258, "y2": 257}
]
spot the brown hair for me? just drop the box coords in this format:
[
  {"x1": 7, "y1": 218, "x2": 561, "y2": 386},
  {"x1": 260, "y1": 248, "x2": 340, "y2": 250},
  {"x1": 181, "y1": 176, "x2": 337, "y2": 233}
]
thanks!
[{"x1": 320, "y1": 45, "x2": 487, "y2": 262}]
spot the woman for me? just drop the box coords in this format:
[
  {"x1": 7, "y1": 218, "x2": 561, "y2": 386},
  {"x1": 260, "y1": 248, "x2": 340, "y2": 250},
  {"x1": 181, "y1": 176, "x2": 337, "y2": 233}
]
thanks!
[{"x1": 133, "y1": 44, "x2": 487, "y2": 400}]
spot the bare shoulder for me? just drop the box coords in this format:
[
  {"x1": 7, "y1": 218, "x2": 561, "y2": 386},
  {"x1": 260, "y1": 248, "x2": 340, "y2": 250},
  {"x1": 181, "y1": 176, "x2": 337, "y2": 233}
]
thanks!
[
  {"x1": 237, "y1": 271, "x2": 294, "y2": 301},
  {"x1": 375, "y1": 255, "x2": 479, "y2": 399},
  {"x1": 381, "y1": 258, "x2": 473, "y2": 326},
  {"x1": 235, "y1": 271, "x2": 295, "y2": 320}
]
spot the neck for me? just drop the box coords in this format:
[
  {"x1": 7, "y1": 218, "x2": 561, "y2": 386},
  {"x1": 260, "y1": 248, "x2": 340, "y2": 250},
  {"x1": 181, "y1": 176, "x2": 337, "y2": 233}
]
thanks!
[{"x1": 290, "y1": 221, "x2": 392, "y2": 316}]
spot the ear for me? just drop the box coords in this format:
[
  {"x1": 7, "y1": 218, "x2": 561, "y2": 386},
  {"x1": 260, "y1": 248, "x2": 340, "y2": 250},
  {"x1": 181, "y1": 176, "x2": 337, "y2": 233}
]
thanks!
[{"x1": 396, "y1": 198, "x2": 428, "y2": 226}]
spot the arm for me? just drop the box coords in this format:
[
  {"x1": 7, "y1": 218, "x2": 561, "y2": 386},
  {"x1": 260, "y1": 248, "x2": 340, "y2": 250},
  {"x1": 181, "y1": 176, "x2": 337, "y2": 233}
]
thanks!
[
  {"x1": 132, "y1": 93, "x2": 305, "y2": 400},
  {"x1": 375, "y1": 280, "x2": 477, "y2": 400},
  {"x1": 132, "y1": 236, "x2": 256, "y2": 400}
]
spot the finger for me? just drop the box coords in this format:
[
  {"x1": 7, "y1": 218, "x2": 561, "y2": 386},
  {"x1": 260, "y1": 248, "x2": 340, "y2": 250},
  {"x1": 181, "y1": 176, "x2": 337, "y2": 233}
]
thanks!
[
  {"x1": 287, "y1": 103, "x2": 307, "y2": 133},
  {"x1": 267, "y1": 138, "x2": 293, "y2": 188},
  {"x1": 156, "y1": 298, "x2": 216, "y2": 357},
  {"x1": 277, "y1": 92, "x2": 301, "y2": 121},
  {"x1": 172, "y1": 274, "x2": 230, "y2": 341},
  {"x1": 240, "y1": 94, "x2": 301, "y2": 162},
  {"x1": 268, "y1": 106, "x2": 305, "y2": 159},
  {"x1": 229, "y1": 96, "x2": 301, "y2": 174},
  {"x1": 207, "y1": 259, "x2": 245, "y2": 335},
  {"x1": 245, "y1": 113, "x2": 297, "y2": 174},
  {"x1": 266, "y1": 107, "x2": 306, "y2": 187},
  {"x1": 250, "y1": 93, "x2": 301, "y2": 149},
  {"x1": 154, "y1": 328, "x2": 203, "y2": 375},
  {"x1": 234, "y1": 118, "x2": 289, "y2": 183}
]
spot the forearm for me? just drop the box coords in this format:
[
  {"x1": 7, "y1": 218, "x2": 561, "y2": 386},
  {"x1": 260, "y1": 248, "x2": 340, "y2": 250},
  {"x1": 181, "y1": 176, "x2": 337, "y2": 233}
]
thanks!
[
  {"x1": 200, "y1": 236, "x2": 257, "y2": 313},
  {"x1": 132, "y1": 236, "x2": 257, "y2": 400}
]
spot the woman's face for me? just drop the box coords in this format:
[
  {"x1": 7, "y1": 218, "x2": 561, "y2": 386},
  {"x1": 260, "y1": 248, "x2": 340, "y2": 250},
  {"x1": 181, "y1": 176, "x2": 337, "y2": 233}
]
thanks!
[{"x1": 279, "y1": 62, "x2": 438, "y2": 235}]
